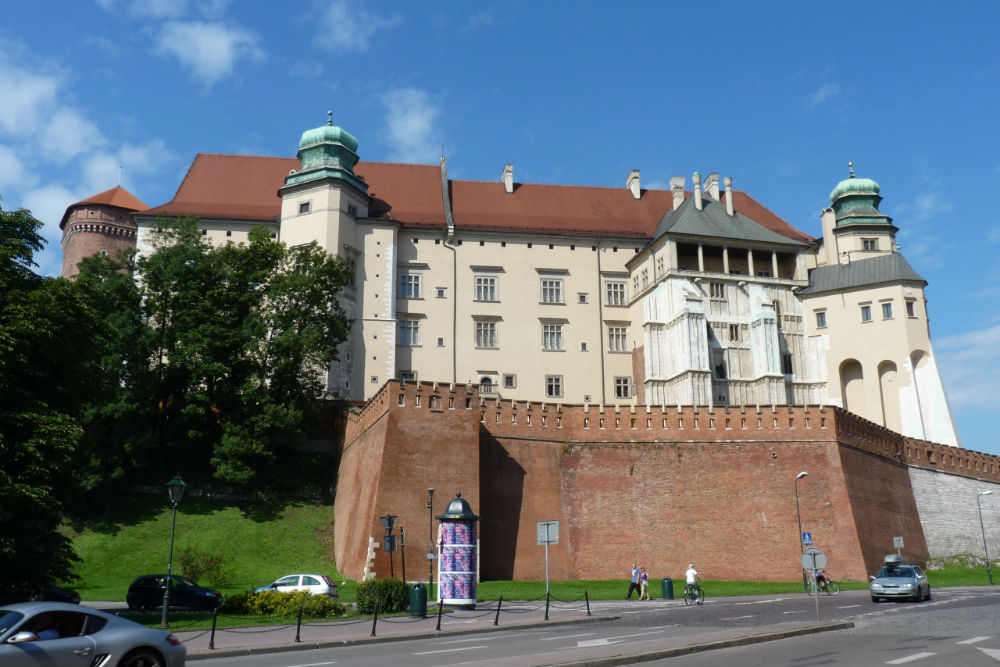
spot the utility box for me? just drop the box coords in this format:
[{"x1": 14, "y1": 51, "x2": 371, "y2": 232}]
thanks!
[
  {"x1": 661, "y1": 577, "x2": 673, "y2": 600},
  {"x1": 409, "y1": 583, "x2": 427, "y2": 617}
]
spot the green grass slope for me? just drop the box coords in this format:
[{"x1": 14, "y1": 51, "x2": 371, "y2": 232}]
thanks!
[{"x1": 65, "y1": 495, "x2": 345, "y2": 600}]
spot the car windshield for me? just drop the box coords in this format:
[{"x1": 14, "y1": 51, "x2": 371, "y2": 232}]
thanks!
[
  {"x1": 878, "y1": 565, "x2": 916, "y2": 578},
  {"x1": 171, "y1": 575, "x2": 197, "y2": 587},
  {"x1": 0, "y1": 610, "x2": 25, "y2": 634}
]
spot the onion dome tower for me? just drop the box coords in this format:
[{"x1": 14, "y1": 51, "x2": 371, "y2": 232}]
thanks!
[
  {"x1": 829, "y1": 162, "x2": 894, "y2": 228},
  {"x1": 59, "y1": 186, "x2": 147, "y2": 278},
  {"x1": 285, "y1": 110, "x2": 367, "y2": 193}
]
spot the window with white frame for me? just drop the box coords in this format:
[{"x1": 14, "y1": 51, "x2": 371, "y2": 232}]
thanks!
[
  {"x1": 503, "y1": 373, "x2": 516, "y2": 389},
  {"x1": 656, "y1": 256, "x2": 664, "y2": 275},
  {"x1": 606, "y1": 280, "x2": 627, "y2": 306},
  {"x1": 782, "y1": 353, "x2": 793, "y2": 375},
  {"x1": 862, "y1": 238, "x2": 878, "y2": 251},
  {"x1": 346, "y1": 258, "x2": 356, "y2": 288},
  {"x1": 399, "y1": 319, "x2": 420, "y2": 345},
  {"x1": 475, "y1": 321, "x2": 497, "y2": 348},
  {"x1": 542, "y1": 324, "x2": 564, "y2": 350},
  {"x1": 641, "y1": 269, "x2": 649, "y2": 288},
  {"x1": 608, "y1": 326, "x2": 628, "y2": 352},
  {"x1": 729, "y1": 324, "x2": 741, "y2": 342},
  {"x1": 541, "y1": 278, "x2": 564, "y2": 304},
  {"x1": 475, "y1": 276, "x2": 498, "y2": 301},
  {"x1": 436, "y1": 287, "x2": 447, "y2": 298},
  {"x1": 399, "y1": 273, "x2": 421, "y2": 298},
  {"x1": 881, "y1": 301, "x2": 893, "y2": 319},
  {"x1": 906, "y1": 299, "x2": 916, "y2": 317},
  {"x1": 709, "y1": 282, "x2": 725, "y2": 298},
  {"x1": 614, "y1": 376, "x2": 632, "y2": 398},
  {"x1": 815, "y1": 310, "x2": 827, "y2": 328},
  {"x1": 399, "y1": 370, "x2": 417, "y2": 382},
  {"x1": 298, "y1": 201, "x2": 311, "y2": 214},
  {"x1": 860, "y1": 304, "x2": 872, "y2": 322},
  {"x1": 545, "y1": 375, "x2": 563, "y2": 398}
]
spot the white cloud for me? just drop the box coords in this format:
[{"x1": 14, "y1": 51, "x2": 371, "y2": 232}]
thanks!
[
  {"x1": 806, "y1": 83, "x2": 841, "y2": 108},
  {"x1": 97, "y1": 0, "x2": 189, "y2": 18},
  {"x1": 81, "y1": 140, "x2": 172, "y2": 194},
  {"x1": 381, "y1": 88, "x2": 442, "y2": 164},
  {"x1": 936, "y1": 323, "x2": 1000, "y2": 411},
  {"x1": 0, "y1": 145, "x2": 28, "y2": 190},
  {"x1": 156, "y1": 21, "x2": 264, "y2": 86},
  {"x1": 39, "y1": 109, "x2": 106, "y2": 164},
  {"x1": 313, "y1": 0, "x2": 400, "y2": 52},
  {"x1": 0, "y1": 59, "x2": 59, "y2": 138}
]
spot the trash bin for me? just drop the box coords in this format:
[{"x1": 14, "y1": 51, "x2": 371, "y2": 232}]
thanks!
[
  {"x1": 661, "y1": 577, "x2": 673, "y2": 600},
  {"x1": 409, "y1": 583, "x2": 427, "y2": 617}
]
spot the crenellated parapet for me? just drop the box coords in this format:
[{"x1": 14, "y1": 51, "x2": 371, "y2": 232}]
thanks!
[{"x1": 904, "y1": 435, "x2": 1000, "y2": 482}]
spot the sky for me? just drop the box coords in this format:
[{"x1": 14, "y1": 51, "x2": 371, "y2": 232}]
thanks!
[{"x1": 1, "y1": 1, "x2": 998, "y2": 455}]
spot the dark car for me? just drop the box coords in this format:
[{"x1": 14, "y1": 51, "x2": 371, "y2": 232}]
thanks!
[
  {"x1": 0, "y1": 584, "x2": 80, "y2": 606},
  {"x1": 126, "y1": 575, "x2": 221, "y2": 612}
]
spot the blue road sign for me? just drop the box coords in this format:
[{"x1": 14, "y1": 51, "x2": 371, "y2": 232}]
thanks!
[{"x1": 802, "y1": 531, "x2": 813, "y2": 546}]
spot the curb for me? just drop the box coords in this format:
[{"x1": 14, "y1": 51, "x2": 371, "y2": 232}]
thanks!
[
  {"x1": 547, "y1": 620, "x2": 855, "y2": 667},
  {"x1": 186, "y1": 614, "x2": 620, "y2": 660}
]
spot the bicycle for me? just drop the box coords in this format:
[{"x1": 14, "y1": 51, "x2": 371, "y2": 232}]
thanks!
[
  {"x1": 817, "y1": 577, "x2": 840, "y2": 596},
  {"x1": 683, "y1": 583, "x2": 705, "y2": 606}
]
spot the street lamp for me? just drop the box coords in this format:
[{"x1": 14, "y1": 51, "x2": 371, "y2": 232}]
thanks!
[
  {"x1": 977, "y1": 490, "x2": 993, "y2": 585},
  {"x1": 794, "y1": 471, "x2": 808, "y2": 554},
  {"x1": 161, "y1": 474, "x2": 186, "y2": 628},
  {"x1": 426, "y1": 488, "x2": 435, "y2": 597}
]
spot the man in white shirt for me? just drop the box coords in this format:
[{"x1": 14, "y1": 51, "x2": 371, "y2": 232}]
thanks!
[{"x1": 685, "y1": 563, "x2": 698, "y2": 593}]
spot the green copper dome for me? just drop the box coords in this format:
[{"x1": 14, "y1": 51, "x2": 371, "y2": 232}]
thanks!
[
  {"x1": 299, "y1": 111, "x2": 359, "y2": 154},
  {"x1": 828, "y1": 163, "x2": 891, "y2": 227},
  {"x1": 286, "y1": 111, "x2": 367, "y2": 193},
  {"x1": 829, "y1": 162, "x2": 880, "y2": 203}
]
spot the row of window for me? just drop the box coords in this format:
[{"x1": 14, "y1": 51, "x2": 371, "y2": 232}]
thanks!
[
  {"x1": 398, "y1": 274, "x2": 630, "y2": 307},
  {"x1": 399, "y1": 320, "x2": 632, "y2": 352},
  {"x1": 399, "y1": 371, "x2": 633, "y2": 399},
  {"x1": 814, "y1": 299, "x2": 916, "y2": 328}
]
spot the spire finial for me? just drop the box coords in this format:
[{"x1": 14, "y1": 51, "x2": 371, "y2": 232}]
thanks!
[
  {"x1": 848, "y1": 161, "x2": 855, "y2": 178},
  {"x1": 326, "y1": 110, "x2": 333, "y2": 126}
]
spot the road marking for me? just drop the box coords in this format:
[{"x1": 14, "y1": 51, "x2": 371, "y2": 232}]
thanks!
[
  {"x1": 732, "y1": 598, "x2": 787, "y2": 606},
  {"x1": 958, "y1": 636, "x2": 992, "y2": 645},
  {"x1": 435, "y1": 636, "x2": 499, "y2": 644},
  {"x1": 837, "y1": 604, "x2": 862, "y2": 609},
  {"x1": 578, "y1": 638, "x2": 619, "y2": 647},
  {"x1": 886, "y1": 652, "x2": 936, "y2": 664},
  {"x1": 413, "y1": 646, "x2": 487, "y2": 655},
  {"x1": 978, "y1": 647, "x2": 1000, "y2": 661},
  {"x1": 286, "y1": 662, "x2": 337, "y2": 667},
  {"x1": 721, "y1": 615, "x2": 756, "y2": 620},
  {"x1": 539, "y1": 632, "x2": 595, "y2": 641},
  {"x1": 782, "y1": 610, "x2": 805, "y2": 614}
]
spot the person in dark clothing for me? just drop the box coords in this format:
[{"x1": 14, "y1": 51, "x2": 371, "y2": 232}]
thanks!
[{"x1": 625, "y1": 563, "x2": 640, "y2": 600}]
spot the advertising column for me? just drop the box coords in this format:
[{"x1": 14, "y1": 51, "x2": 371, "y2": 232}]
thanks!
[{"x1": 435, "y1": 492, "x2": 481, "y2": 609}]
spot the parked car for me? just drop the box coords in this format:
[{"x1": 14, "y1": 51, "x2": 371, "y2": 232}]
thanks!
[
  {"x1": 870, "y1": 554, "x2": 931, "y2": 602},
  {"x1": 254, "y1": 574, "x2": 338, "y2": 598},
  {"x1": 0, "y1": 584, "x2": 80, "y2": 606},
  {"x1": 0, "y1": 601, "x2": 185, "y2": 666},
  {"x1": 126, "y1": 575, "x2": 221, "y2": 612}
]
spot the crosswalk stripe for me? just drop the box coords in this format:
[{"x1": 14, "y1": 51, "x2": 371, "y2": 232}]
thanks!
[{"x1": 886, "y1": 652, "x2": 936, "y2": 664}]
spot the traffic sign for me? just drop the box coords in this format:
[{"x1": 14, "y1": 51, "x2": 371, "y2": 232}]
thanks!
[
  {"x1": 802, "y1": 531, "x2": 813, "y2": 546},
  {"x1": 537, "y1": 520, "x2": 559, "y2": 545},
  {"x1": 893, "y1": 536, "x2": 904, "y2": 548},
  {"x1": 801, "y1": 547, "x2": 827, "y2": 572}
]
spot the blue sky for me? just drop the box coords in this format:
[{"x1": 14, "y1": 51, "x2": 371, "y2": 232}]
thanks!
[{"x1": 2, "y1": 1, "x2": 998, "y2": 455}]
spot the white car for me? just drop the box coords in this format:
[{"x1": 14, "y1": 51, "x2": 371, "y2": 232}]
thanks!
[{"x1": 254, "y1": 574, "x2": 338, "y2": 598}]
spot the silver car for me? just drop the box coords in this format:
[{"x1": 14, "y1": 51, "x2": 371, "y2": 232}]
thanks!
[
  {"x1": 870, "y1": 562, "x2": 931, "y2": 602},
  {"x1": 254, "y1": 573, "x2": 338, "y2": 598},
  {"x1": 0, "y1": 601, "x2": 185, "y2": 666}
]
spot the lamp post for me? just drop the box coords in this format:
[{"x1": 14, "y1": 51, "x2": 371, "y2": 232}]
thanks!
[
  {"x1": 794, "y1": 471, "x2": 808, "y2": 553},
  {"x1": 378, "y1": 514, "x2": 398, "y2": 578},
  {"x1": 426, "y1": 488, "x2": 435, "y2": 598},
  {"x1": 977, "y1": 490, "x2": 993, "y2": 585},
  {"x1": 161, "y1": 475, "x2": 186, "y2": 628}
]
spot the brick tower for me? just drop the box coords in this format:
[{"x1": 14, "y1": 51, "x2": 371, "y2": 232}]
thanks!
[{"x1": 59, "y1": 186, "x2": 147, "y2": 278}]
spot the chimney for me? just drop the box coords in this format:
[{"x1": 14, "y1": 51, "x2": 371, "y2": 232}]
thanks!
[
  {"x1": 724, "y1": 176, "x2": 734, "y2": 216},
  {"x1": 693, "y1": 172, "x2": 703, "y2": 210},
  {"x1": 704, "y1": 172, "x2": 719, "y2": 201},
  {"x1": 502, "y1": 163, "x2": 514, "y2": 194},
  {"x1": 626, "y1": 169, "x2": 641, "y2": 200},
  {"x1": 670, "y1": 176, "x2": 685, "y2": 210}
]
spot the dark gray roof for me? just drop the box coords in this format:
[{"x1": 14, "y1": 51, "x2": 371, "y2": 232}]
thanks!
[
  {"x1": 798, "y1": 253, "x2": 925, "y2": 295},
  {"x1": 652, "y1": 195, "x2": 807, "y2": 247}
]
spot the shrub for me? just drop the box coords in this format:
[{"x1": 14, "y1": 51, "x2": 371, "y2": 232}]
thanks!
[
  {"x1": 177, "y1": 548, "x2": 225, "y2": 586},
  {"x1": 221, "y1": 590, "x2": 345, "y2": 618},
  {"x1": 355, "y1": 578, "x2": 409, "y2": 614}
]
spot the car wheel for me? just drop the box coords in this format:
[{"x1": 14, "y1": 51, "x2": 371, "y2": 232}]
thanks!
[
  {"x1": 925, "y1": 588, "x2": 931, "y2": 601},
  {"x1": 913, "y1": 588, "x2": 922, "y2": 602},
  {"x1": 871, "y1": 596, "x2": 880, "y2": 603},
  {"x1": 118, "y1": 648, "x2": 165, "y2": 667}
]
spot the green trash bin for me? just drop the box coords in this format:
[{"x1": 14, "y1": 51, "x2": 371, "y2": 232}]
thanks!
[
  {"x1": 661, "y1": 577, "x2": 673, "y2": 600},
  {"x1": 410, "y1": 583, "x2": 427, "y2": 617}
]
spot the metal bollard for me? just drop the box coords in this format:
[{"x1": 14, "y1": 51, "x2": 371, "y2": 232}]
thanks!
[
  {"x1": 435, "y1": 599, "x2": 443, "y2": 631},
  {"x1": 585, "y1": 590, "x2": 591, "y2": 617},
  {"x1": 371, "y1": 601, "x2": 378, "y2": 637},
  {"x1": 494, "y1": 595, "x2": 503, "y2": 626},
  {"x1": 295, "y1": 602, "x2": 303, "y2": 643},
  {"x1": 544, "y1": 591, "x2": 550, "y2": 621},
  {"x1": 209, "y1": 607, "x2": 218, "y2": 649}
]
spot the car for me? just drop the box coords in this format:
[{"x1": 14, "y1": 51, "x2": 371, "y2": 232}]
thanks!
[
  {"x1": 0, "y1": 584, "x2": 80, "y2": 605},
  {"x1": 254, "y1": 574, "x2": 339, "y2": 598},
  {"x1": 870, "y1": 554, "x2": 931, "y2": 602},
  {"x1": 126, "y1": 575, "x2": 221, "y2": 612},
  {"x1": 0, "y1": 601, "x2": 185, "y2": 666}
]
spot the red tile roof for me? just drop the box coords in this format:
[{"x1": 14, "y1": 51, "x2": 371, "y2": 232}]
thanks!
[
  {"x1": 61, "y1": 186, "x2": 148, "y2": 229},
  {"x1": 137, "y1": 153, "x2": 812, "y2": 243}
]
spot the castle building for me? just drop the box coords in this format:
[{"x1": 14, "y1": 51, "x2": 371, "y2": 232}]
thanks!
[
  {"x1": 59, "y1": 185, "x2": 147, "y2": 278},
  {"x1": 65, "y1": 115, "x2": 959, "y2": 448}
]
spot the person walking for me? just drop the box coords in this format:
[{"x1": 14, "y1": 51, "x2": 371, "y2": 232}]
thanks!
[
  {"x1": 625, "y1": 563, "x2": 640, "y2": 600},
  {"x1": 639, "y1": 567, "x2": 650, "y2": 600}
]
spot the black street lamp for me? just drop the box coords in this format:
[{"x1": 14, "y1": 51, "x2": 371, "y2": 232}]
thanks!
[
  {"x1": 379, "y1": 514, "x2": 398, "y2": 578},
  {"x1": 161, "y1": 475, "x2": 186, "y2": 628},
  {"x1": 977, "y1": 490, "x2": 993, "y2": 585},
  {"x1": 794, "y1": 471, "x2": 808, "y2": 553},
  {"x1": 426, "y1": 488, "x2": 435, "y2": 597}
]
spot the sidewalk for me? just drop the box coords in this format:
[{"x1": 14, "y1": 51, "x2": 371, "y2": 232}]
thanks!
[{"x1": 157, "y1": 599, "x2": 852, "y2": 665}]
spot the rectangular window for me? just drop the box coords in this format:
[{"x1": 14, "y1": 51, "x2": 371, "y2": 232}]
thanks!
[
  {"x1": 656, "y1": 256, "x2": 664, "y2": 275},
  {"x1": 815, "y1": 310, "x2": 827, "y2": 328},
  {"x1": 475, "y1": 321, "x2": 497, "y2": 348},
  {"x1": 782, "y1": 353, "x2": 793, "y2": 375},
  {"x1": 608, "y1": 326, "x2": 628, "y2": 352},
  {"x1": 906, "y1": 300, "x2": 916, "y2": 317},
  {"x1": 475, "y1": 276, "x2": 498, "y2": 302},
  {"x1": 399, "y1": 273, "x2": 421, "y2": 299},
  {"x1": 641, "y1": 269, "x2": 649, "y2": 287},
  {"x1": 729, "y1": 324, "x2": 741, "y2": 342},
  {"x1": 863, "y1": 238, "x2": 877, "y2": 251},
  {"x1": 399, "y1": 370, "x2": 416, "y2": 382},
  {"x1": 632, "y1": 276, "x2": 639, "y2": 293},
  {"x1": 614, "y1": 377, "x2": 632, "y2": 398},
  {"x1": 541, "y1": 279, "x2": 564, "y2": 304},
  {"x1": 545, "y1": 375, "x2": 563, "y2": 398},
  {"x1": 347, "y1": 204, "x2": 358, "y2": 217},
  {"x1": 503, "y1": 373, "x2": 516, "y2": 389},
  {"x1": 860, "y1": 305, "x2": 872, "y2": 322},
  {"x1": 605, "y1": 280, "x2": 627, "y2": 306},
  {"x1": 756, "y1": 270, "x2": 772, "y2": 277},
  {"x1": 347, "y1": 258, "x2": 356, "y2": 288},
  {"x1": 543, "y1": 324, "x2": 564, "y2": 350},
  {"x1": 399, "y1": 320, "x2": 420, "y2": 345},
  {"x1": 709, "y1": 282, "x2": 725, "y2": 298},
  {"x1": 578, "y1": 293, "x2": 588, "y2": 304},
  {"x1": 882, "y1": 302, "x2": 893, "y2": 319},
  {"x1": 436, "y1": 287, "x2": 447, "y2": 298},
  {"x1": 436, "y1": 337, "x2": 445, "y2": 347},
  {"x1": 298, "y1": 201, "x2": 311, "y2": 214}
]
